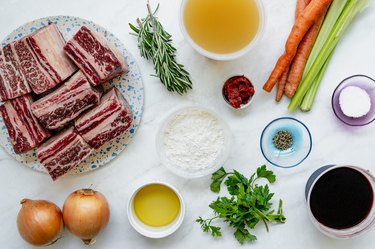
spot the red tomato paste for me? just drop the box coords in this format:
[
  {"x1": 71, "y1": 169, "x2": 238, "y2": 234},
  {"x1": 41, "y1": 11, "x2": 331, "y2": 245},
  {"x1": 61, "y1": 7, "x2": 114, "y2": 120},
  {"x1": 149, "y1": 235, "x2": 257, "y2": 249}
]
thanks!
[{"x1": 223, "y1": 75, "x2": 254, "y2": 109}]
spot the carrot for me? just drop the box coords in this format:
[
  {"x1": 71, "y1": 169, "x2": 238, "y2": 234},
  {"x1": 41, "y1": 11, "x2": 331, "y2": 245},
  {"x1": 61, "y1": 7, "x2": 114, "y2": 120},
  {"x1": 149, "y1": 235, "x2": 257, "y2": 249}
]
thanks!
[
  {"x1": 275, "y1": 66, "x2": 289, "y2": 102},
  {"x1": 296, "y1": 0, "x2": 311, "y2": 18},
  {"x1": 275, "y1": 0, "x2": 311, "y2": 101},
  {"x1": 262, "y1": 0, "x2": 333, "y2": 93},
  {"x1": 285, "y1": 11, "x2": 326, "y2": 98}
]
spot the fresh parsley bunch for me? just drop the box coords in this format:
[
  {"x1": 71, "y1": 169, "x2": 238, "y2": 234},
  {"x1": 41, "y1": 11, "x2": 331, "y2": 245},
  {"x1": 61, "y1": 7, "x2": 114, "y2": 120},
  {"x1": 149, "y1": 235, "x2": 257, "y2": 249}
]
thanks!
[{"x1": 197, "y1": 165, "x2": 286, "y2": 244}]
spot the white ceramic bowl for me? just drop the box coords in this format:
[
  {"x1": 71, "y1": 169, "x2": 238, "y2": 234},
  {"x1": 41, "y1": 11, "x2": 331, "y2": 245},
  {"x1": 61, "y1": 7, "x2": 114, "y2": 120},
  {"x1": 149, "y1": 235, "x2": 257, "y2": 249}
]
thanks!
[
  {"x1": 127, "y1": 182, "x2": 185, "y2": 238},
  {"x1": 179, "y1": 0, "x2": 265, "y2": 60},
  {"x1": 156, "y1": 106, "x2": 232, "y2": 178}
]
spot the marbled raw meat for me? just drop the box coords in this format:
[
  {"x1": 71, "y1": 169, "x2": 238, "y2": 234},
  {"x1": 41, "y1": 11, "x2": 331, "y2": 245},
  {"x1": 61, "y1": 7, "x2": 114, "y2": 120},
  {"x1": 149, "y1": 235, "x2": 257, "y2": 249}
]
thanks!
[
  {"x1": 0, "y1": 95, "x2": 50, "y2": 154},
  {"x1": 0, "y1": 43, "x2": 31, "y2": 101},
  {"x1": 13, "y1": 37, "x2": 58, "y2": 94},
  {"x1": 75, "y1": 88, "x2": 133, "y2": 149},
  {"x1": 26, "y1": 23, "x2": 77, "y2": 87},
  {"x1": 64, "y1": 26, "x2": 127, "y2": 86},
  {"x1": 31, "y1": 71, "x2": 101, "y2": 130},
  {"x1": 36, "y1": 126, "x2": 93, "y2": 181}
]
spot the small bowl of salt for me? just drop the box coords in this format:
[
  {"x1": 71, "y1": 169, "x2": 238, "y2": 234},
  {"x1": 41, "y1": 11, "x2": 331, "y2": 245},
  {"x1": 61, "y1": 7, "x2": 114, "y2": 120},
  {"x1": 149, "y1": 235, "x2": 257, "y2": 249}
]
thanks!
[
  {"x1": 157, "y1": 106, "x2": 232, "y2": 178},
  {"x1": 332, "y1": 75, "x2": 375, "y2": 126}
]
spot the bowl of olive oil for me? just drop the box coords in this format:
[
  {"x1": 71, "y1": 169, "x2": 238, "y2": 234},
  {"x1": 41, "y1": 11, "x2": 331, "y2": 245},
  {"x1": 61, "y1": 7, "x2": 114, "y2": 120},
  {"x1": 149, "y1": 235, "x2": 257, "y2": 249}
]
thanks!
[
  {"x1": 180, "y1": 0, "x2": 265, "y2": 60},
  {"x1": 127, "y1": 182, "x2": 185, "y2": 238}
]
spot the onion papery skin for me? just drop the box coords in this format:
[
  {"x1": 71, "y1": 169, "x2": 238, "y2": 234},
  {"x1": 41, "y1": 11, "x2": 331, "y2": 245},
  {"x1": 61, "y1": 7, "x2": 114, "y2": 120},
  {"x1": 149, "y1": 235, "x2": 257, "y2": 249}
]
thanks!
[
  {"x1": 17, "y1": 199, "x2": 64, "y2": 246},
  {"x1": 63, "y1": 189, "x2": 110, "y2": 245}
]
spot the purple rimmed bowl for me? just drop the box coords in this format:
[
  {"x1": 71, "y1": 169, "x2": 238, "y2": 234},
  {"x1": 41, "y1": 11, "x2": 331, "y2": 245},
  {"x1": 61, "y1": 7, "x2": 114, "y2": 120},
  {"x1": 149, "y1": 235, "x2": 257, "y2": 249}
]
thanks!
[{"x1": 332, "y1": 75, "x2": 375, "y2": 126}]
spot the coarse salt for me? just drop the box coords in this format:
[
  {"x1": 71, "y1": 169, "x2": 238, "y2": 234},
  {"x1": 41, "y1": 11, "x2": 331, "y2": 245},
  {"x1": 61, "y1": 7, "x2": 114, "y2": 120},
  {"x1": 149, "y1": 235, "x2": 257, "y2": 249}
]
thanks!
[
  {"x1": 339, "y1": 86, "x2": 371, "y2": 118},
  {"x1": 163, "y1": 109, "x2": 225, "y2": 172}
]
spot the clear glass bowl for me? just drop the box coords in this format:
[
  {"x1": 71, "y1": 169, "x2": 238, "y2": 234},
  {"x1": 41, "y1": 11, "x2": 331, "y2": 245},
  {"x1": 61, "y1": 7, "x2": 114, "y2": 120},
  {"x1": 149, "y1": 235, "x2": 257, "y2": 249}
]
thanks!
[
  {"x1": 305, "y1": 165, "x2": 375, "y2": 239},
  {"x1": 157, "y1": 106, "x2": 232, "y2": 178},
  {"x1": 260, "y1": 117, "x2": 312, "y2": 168},
  {"x1": 179, "y1": 0, "x2": 265, "y2": 61},
  {"x1": 332, "y1": 74, "x2": 375, "y2": 126}
]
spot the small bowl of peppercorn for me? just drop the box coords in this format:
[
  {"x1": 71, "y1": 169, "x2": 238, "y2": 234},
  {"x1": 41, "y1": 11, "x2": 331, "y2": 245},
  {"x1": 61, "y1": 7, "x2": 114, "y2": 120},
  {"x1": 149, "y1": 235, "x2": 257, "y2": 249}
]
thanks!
[
  {"x1": 260, "y1": 117, "x2": 312, "y2": 168},
  {"x1": 222, "y1": 75, "x2": 255, "y2": 110}
]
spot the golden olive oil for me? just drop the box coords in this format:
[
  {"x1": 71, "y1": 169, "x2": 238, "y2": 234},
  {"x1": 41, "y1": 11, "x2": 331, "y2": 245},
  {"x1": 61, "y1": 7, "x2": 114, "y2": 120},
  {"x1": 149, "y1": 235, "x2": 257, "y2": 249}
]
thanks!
[
  {"x1": 133, "y1": 184, "x2": 180, "y2": 227},
  {"x1": 183, "y1": 0, "x2": 260, "y2": 54}
]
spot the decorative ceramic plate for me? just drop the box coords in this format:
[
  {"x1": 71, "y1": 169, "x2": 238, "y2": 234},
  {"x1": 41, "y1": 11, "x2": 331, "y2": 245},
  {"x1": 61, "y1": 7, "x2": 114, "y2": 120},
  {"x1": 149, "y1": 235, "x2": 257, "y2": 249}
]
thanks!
[{"x1": 0, "y1": 16, "x2": 144, "y2": 174}]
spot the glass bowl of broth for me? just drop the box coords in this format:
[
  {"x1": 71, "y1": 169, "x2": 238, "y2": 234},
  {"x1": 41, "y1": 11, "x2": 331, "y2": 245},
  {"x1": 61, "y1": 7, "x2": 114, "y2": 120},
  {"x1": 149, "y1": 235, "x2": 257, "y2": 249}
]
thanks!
[{"x1": 180, "y1": 0, "x2": 265, "y2": 60}]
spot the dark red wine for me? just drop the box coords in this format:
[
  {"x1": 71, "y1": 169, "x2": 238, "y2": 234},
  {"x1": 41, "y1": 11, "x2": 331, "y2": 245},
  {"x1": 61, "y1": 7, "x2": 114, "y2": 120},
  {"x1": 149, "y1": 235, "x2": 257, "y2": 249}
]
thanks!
[{"x1": 310, "y1": 167, "x2": 373, "y2": 229}]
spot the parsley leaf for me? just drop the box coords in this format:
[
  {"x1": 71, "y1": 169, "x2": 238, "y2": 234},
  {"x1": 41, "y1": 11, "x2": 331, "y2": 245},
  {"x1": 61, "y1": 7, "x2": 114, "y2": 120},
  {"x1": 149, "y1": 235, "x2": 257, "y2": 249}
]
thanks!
[
  {"x1": 210, "y1": 167, "x2": 229, "y2": 193},
  {"x1": 196, "y1": 216, "x2": 222, "y2": 237},
  {"x1": 256, "y1": 165, "x2": 276, "y2": 183},
  {"x1": 225, "y1": 170, "x2": 249, "y2": 196},
  {"x1": 210, "y1": 226, "x2": 222, "y2": 237},
  {"x1": 234, "y1": 226, "x2": 257, "y2": 244},
  {"x1": 197, "y1": 165, "x2": 286, "y2": 245}
]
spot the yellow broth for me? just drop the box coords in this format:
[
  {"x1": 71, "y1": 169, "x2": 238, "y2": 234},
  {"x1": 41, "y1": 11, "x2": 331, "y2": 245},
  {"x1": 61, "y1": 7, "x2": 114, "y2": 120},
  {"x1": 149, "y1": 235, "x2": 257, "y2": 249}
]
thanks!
[{"x1": 183, "y1": 0, "x2": 260, "y2": 54}]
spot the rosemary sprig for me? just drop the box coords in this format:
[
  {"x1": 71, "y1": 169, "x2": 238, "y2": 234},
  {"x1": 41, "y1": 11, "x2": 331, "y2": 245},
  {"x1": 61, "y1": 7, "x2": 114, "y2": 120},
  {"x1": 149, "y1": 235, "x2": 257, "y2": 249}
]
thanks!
[{"x1": 129, "y1": 2, "x2": 192, "y2": 95}]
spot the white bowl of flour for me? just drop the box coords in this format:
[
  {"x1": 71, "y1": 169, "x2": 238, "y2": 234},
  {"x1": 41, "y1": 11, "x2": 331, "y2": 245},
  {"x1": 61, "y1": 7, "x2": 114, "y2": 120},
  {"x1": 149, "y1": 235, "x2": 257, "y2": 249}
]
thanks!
[{"x1": 157, "y1": 106, "x2": 232, "y2": 178}]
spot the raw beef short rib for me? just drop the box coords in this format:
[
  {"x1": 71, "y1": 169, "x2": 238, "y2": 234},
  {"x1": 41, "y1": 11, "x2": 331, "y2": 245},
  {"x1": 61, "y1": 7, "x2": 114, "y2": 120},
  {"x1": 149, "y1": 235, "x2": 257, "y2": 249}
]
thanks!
[
  {"x1": 75, "y1": 88, "x2": 133, "y2": 149},
  {"x1": 64, "y1": 26, "x2": 128, "y2": 86},
  {"x1": 0, "y1": 43, "x2": 31, "y2": 101},
  {"x1": 27, "y1": 23, "x2": 77, "y2": 88},
  {"x1": 31, "y1": 71, "x2": 101, "y2": 130},
  {"x1": 0, "y1": 95, "x2": 50, "y2": 154},
  {"x1": 36, "y1": 126, "x2": 93, "y2": 181},
  {"x1": 14, "y1": 37, "x2": 58, "y2": 94}
]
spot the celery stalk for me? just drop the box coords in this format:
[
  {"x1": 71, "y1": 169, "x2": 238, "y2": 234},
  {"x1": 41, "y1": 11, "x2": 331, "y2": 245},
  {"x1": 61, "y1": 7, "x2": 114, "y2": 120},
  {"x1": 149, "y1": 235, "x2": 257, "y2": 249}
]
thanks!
[
  {"x1": 297, "y1": 0, "x2": 347, "y2": 112},
  {"x1": 300, "y1": 53, "x2": 332, "y2": 112},
  {"x1": 288, "y1": 0, "x2": 371, "y2": 112},
  {"x1": 302, "y1": 0, "x2": 348, "y2": 79}
]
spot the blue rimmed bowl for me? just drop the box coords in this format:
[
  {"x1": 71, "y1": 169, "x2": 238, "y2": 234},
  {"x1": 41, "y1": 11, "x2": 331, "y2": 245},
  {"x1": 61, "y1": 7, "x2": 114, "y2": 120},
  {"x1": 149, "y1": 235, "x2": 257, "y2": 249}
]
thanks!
[{"x1": 260, "y1": 117, "x2": 312, "y2": 168}]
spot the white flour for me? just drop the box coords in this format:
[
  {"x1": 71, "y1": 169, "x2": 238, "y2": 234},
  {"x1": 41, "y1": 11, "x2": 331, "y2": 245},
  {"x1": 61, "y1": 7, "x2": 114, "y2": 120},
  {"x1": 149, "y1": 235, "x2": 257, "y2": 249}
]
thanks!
[{"x1": 163, "y1": 109, "x2": 225, "y2": 171}]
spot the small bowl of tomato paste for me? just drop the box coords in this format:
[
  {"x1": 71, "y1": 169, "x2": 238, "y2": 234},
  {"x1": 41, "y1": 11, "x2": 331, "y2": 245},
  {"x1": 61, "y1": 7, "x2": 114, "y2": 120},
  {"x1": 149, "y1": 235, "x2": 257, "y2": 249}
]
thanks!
[{"x1": 222, "y1": 75, "x2": 255, "y2": 109}]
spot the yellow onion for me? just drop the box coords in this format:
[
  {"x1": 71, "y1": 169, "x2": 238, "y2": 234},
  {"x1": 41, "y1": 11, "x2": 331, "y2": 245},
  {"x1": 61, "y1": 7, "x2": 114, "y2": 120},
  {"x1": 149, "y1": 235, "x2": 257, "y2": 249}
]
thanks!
[
  {"x1": 17, "y1": 199, "x2": 63, "y2": 246},
  {"x1": 63, "y1": 189, "x2": 110, "y2": 245}
]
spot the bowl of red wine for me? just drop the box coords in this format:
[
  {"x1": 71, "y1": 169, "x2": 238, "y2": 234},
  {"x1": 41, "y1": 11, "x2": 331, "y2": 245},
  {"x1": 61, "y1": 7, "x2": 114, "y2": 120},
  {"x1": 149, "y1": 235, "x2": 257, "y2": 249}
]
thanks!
[{"x1": 305, "y1": 165, "x2": 375, "y2": 238}]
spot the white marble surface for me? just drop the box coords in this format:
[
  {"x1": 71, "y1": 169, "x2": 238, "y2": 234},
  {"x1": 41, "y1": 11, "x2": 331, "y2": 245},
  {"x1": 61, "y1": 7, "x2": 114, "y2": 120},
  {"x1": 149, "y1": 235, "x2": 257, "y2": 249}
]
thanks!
[{"x1": 1, "y1": 0, "x2": 375, "y2": 248}]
